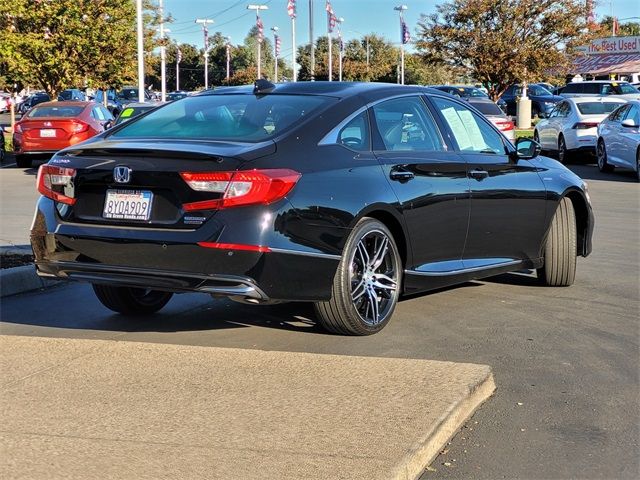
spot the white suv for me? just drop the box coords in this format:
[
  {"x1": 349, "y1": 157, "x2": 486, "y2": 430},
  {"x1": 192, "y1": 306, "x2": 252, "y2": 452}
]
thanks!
[{"x1": 560, "y1": 81, "x2": 640, "y2": 100}]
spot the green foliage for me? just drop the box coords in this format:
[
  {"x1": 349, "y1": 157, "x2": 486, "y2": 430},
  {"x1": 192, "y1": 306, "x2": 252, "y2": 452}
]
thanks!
[
  {"x1": 0, "y1": 0, "x2": 160, "y2": 98},
  {"x1": 599, "y1": 16, "x2": 640, "y2": 37},
  {"x1": 416, "y1": 0, "x2": 594, "y2": 100}
]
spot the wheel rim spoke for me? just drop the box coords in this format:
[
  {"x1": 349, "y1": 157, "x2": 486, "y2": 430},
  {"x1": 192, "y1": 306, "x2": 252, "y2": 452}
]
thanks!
[{"x1": 349, "y1": 229, "x2": 399, "y2": 326}]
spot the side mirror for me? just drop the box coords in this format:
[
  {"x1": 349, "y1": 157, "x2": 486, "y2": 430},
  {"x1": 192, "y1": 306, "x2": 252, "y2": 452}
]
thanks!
[
  {"x1": 103, "y1": 120, "x2": 113, "y2": 130},
  {"x1": 621, "y1": 118, "x2": 639, "y2": 128},
  {"x1": 512, "y1": 137, "x2": 541, "y2": 160}
]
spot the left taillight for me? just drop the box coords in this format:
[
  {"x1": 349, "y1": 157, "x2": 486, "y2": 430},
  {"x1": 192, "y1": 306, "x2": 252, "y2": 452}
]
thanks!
[
  {"x1": 180, "y1": 169, "x2": 301, "y2": 211},
  {"x1": 37, "y1": 165, "x2": 77, "y2": 205},
  {"x1": 495, "y1": 120, "x2": 515, "y2": 132},
  {"x1": 572, "y1": 122, "x2": 599, "y2": 130}
]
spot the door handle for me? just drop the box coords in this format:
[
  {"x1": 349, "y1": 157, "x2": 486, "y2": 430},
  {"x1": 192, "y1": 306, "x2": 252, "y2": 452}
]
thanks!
[
  {"x1": 469, "y1": 169, "x2": 489, "y2": 180},
  {"x1": 390, "y1": 169, "x2": 415, "y2": 181}
]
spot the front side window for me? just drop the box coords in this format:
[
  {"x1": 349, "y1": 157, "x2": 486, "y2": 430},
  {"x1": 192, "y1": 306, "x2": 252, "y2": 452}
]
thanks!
[
  {"x1": 111, "y1": 94, "x2": 334, "y2": 142},
  {"x1": 623, "y1": 105, "x2": 640, "y2": 125},
  {"x1": 609, "y1": 105, "x2": 630, "y2": 122},
  {"x1": 338, "y1": 111, "x2": 370, "y2": 151},
  {"x1": 371, "y1": 97, "x2": 445, "y2": 152},
  {"x1": 432, "y1": 97, "x2": 505, "y2": 154}
]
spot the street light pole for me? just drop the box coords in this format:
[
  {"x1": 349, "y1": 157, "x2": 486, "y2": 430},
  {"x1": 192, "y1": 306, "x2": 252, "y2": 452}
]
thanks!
[
  {"x1": 287, "y1": 0, "x2": 297, "y2": 81},
  {"x1": 225, "y1": 37, "x2": 231, "y2": 83},
  {"x1": 136, "y1": 0, "x2": 145, "y2": 102},
  {"x1": 176, "y1": 47, "x2": 181, "y2": 91},
  {"x1": 247, "y1": 5, "x2": 269, "y2": 79},
  {"x1": 271, "y1": 27, "x2": 279, "y2": 82},
  {"x1": 336, "y1": 17, "x2": 344, "y2": 82},
  {"x1": 309, "y1": 0, "x2": 315, "y2": 80},
  {"x1": 159, "y1": 0, "x2": 166, "y2": 102},
  {"x1": 394, "y1": 5, "x2": 408, "y2": 85},
  {"x1": 195, "y1": 19, "x2": 214, "y2": 89}
]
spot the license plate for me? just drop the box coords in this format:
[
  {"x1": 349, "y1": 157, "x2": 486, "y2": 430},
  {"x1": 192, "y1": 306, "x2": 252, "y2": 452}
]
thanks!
[
  {"x1": 103, "y1": 190, "x2": 153, "y2": 221},
  {"x1": 40, "y1": 129, "x2": 56, "y2": 138}
]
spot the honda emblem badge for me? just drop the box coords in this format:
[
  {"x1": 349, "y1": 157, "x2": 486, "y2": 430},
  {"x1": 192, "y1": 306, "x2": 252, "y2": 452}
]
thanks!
[{"x1": 113, "y1": 166, "x2": 132, "y2": 184}]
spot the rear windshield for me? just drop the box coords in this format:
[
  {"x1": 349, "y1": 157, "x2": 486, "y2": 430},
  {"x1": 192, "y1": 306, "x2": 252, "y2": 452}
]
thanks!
[
  {"x1": 27, "y1": 106, "x2": 84, "y2": 118},
  {"x1": 577, "y1": 102, "x2": 625, "y2": 115},
  {"x1": 471, "y1": 102, "x2": 503, "y2": 116},
  {"x1": 111, "y1": 94, "x2": 334, "y2": 142}
]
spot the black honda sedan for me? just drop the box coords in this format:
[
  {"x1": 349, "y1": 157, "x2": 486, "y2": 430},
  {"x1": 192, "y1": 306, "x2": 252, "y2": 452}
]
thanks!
[{"x1": 31, "y1": 81, "x2": 594, "y2": 335}]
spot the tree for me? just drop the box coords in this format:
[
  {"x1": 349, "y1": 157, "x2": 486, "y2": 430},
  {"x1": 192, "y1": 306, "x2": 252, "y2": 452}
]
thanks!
[
  {"x1": 0, "y1": 0, "x2": 161, "y2": 98},
  {"x1": 599, "y1": 16, "x2": 640, "y2": 37},
  {"x1": 415, "y1": 0, "x2": 594, "y2": 100}
]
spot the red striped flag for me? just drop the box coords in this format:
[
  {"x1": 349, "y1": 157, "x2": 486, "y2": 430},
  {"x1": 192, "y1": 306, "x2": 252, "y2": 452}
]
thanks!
[
  {"x1": 257, "y1": 16, "x2": 264, "y2": 43},
  {"x1": 287, "y1": 0, "x2": 296, "y2": 19}
]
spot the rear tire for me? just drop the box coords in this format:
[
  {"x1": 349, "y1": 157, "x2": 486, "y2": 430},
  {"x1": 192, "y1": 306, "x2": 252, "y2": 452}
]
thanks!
[
  {"x1": 597, "y1": 139, "x2": 613, "y2": 173},
  {"x1": 92, "y1": 284, "x2": 173, "y2": 315},
  {"x1": 314, "y1": 218, "x2": 402, "y2": 335},
  {"x1": 15, "y1": 155, "x2": 32, "y2": 168},
  {"x1": 537, "y1": 197, "x2": 577, "y2": 287}
]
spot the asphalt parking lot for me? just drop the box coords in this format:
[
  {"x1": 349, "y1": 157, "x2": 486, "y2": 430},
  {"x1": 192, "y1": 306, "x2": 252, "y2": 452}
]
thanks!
[{"x1": 1, "y1": 158, "x2": 639, "y2": 478}]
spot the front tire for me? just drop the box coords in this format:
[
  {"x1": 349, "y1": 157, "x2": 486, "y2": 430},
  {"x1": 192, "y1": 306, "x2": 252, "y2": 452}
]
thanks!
[
  {"x1": 597, "y1": 139, "x2": 613, "y2": 173},
  {"x1": 314, "y1": 218, "x2": 402, "y2": 335},
  {"x1": 537, "y1": 197, "x2": 577, "y2": 287},
  {"x1": 92, "y1": 284, "x2": 173, "y2": 315}
]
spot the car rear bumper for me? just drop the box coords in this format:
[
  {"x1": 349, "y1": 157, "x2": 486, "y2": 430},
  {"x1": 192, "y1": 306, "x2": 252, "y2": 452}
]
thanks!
[{"x1": 30, "y1": 197, "x2": 341, "y2": 302}]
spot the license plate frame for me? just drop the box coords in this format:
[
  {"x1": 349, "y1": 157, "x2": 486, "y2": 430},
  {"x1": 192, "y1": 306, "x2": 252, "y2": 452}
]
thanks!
[
  {"x1": 40, "y1": 129, "x2": 56, "y2": 138},
  {"x1": 103, "y1": 189, "x2": 153, "y2": 221}
]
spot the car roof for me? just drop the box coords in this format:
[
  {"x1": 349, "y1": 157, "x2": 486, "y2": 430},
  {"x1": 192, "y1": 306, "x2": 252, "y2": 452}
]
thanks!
[
  {"x1": 568, "y1": 80, "x2": 632, "y2": 84},
  {"x1": 33, "y1": 101, "x2": 93, "y2": 108},
  {"x1": 564, "y1": 96, "x2": 628, "y2": 104},
  {"x1": 200, "y1": 81, "x2": 438, "y2": 99},
  {"x1": 120, "y1": 102, "x2": 159, "y2": 108}
]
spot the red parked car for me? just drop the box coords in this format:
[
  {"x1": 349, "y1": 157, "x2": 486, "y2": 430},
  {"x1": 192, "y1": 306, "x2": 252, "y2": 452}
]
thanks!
[{"x1": 13, "y1": 101, "x2": 113, "y2": 168}]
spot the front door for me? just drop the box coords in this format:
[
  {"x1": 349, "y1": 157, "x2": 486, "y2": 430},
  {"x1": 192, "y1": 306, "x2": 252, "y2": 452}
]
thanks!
[
  {"x1": 429, "y1": 96, "x2": 548, "y2": 266},
  {"x1": 370, "y1": 96, "x2": 470, "y2": 279}
]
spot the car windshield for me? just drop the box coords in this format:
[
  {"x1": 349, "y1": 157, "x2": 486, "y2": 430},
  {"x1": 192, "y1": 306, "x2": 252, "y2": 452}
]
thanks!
[
  {"x1": 111, "y1": 94, "x2": 334, "y2": 142},
  {"x1": 471, "y1": 102, "x2": 503, "y2": 116},
  {"x1": 27, "y1": 106, "x2": 84, "y2": 117},
  {"x1": 576, "y1": 102, "x2": 625, "y2": 115},
  {"x1": 528, "y1": 85, "x2": 553, "y2": 96}
]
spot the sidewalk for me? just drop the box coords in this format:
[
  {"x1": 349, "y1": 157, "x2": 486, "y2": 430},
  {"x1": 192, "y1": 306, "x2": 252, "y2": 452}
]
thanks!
[{"x1": 0, "y1": 335, "x2": 495, "y2": 480}]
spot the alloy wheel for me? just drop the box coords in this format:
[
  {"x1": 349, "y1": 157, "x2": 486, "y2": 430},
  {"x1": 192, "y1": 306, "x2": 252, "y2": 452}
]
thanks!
[{"x1": 349, "y1": 230, "x2": 399, "y2": 326}]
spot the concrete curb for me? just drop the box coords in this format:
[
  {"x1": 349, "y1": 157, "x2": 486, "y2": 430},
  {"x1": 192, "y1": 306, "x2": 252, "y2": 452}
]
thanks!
[
  {"x1": 0, "y1": 264, "x2": 59, "y2": 297},
  {"x1": 391, "y1": 371, "x2": 496, "y2": 479}
]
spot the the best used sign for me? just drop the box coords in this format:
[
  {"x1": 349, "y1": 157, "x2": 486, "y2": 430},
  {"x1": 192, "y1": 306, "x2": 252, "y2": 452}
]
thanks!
[{"x1": 576, "y1": 36, "x2": 640, "y2": 55}]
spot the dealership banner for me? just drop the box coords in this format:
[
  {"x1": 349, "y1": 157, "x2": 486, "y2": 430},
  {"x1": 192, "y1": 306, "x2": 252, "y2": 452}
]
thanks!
[{"x1": 572, "y1": 36, "x2": 640, "y2": 74}]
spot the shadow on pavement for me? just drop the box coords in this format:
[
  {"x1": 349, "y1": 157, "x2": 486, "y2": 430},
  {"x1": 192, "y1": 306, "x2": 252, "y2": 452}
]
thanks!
[{"x1": 568, "y1": 163, "x2": 637, "y2": 183}]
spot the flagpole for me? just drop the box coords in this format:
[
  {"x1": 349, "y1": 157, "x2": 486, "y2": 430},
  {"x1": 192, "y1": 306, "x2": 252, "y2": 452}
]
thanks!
[
  {"x1": 394, "y1": 5, "x2": 408, "y2": 85},
  {"x1": 288, "y1": 1, "x2": 297, "y2": 81},
  {"x1": 247, "y1": 5, "x2": 269, "y2": 79},
  {"x1": 337, "y1": 17, "x2": 344, "y2": 82}
]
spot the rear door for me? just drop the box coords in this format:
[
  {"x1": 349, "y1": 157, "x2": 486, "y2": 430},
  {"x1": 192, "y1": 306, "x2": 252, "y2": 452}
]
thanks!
[
  {"x1": 370, "y1": 95, "x2": 470, "y2": 274},
  {"x1": 429, "y1": 95, "x2": 547, "y2": 265},
  {"x1": 619, "y1": 104, "x2": 640, "y2": 168}
]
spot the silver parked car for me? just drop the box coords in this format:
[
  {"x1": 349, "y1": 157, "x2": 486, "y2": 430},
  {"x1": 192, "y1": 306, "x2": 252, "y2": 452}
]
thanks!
[
  {"x1": 534, "y1": 97, "x2": 627, "y2": 163},
  {"x1": 596, "y1": 100, "x2": 640, "y2": 182}
]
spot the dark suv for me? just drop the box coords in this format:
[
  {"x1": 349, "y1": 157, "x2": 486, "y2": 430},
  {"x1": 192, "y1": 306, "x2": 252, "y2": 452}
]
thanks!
[
  {"x1": 500, "y1": 84, "x2": 563, "y2": 118},
  {"x1": 560, "y1": 81, "x2": 640, "y2": 100}
]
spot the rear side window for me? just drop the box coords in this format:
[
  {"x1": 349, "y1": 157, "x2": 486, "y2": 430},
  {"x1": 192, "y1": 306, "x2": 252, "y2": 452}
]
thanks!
[
  {"x1": 563, "y1": 83, "x2": 582, "y2": 94},
  {"x1": 111, "y1": 94, "x2": 334, "y2": 142},
  {"x1": 577, "y1": 102, "x2": 625, "y2": 115},
  {"x1": 28, "y1": 106, "x2": 84, "y2": 117},
  {"x1": 371, "y1": 97, "x2": 445, "y2": 152},
  {"x1": 338, "y1": 111, "x2": 370, "y2": 151}
]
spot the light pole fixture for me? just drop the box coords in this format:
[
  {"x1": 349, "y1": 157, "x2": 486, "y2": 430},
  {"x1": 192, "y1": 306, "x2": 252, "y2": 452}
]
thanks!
[
  {"x1": 247, "y1": 4, "x2": 269, "y2": 79},
  {"x1": 287, "y1": 1, "x2": 297, "y2": 81},
  {"x1": 394, "y1": 4, "x2": 408, "y2": 85},
  {"x1": 271, "y1": 26, "x2": 280, "y2": 82},
  {"x1": 195, "y1": 18, "x2": 214, "y2": 89}
]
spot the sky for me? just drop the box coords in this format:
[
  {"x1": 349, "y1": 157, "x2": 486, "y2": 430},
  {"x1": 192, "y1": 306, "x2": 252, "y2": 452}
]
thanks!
[{"x1": 163, "y1": 0, "x2": 640, "y2": 61}]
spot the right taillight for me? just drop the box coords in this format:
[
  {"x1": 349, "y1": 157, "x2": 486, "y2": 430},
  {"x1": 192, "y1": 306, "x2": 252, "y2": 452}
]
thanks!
[
  {"x1": 180, "y1": 169, "x2": 301, "y2": 211},
  {"x1": 37, "y1": 165, "x2": 77, "y2": 205}
]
